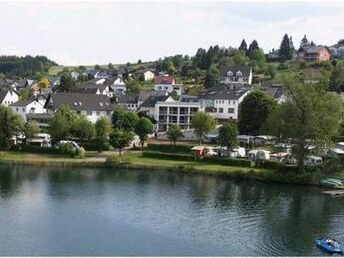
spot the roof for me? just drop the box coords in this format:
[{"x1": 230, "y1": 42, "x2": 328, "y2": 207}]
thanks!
[
  {"x1": 261, "y1": 82, "x2": 284, "y2": 100},
  {"x1": 118, "y1": 95, "x2": 139, "y2": 104},
  {"x1": 0, "y1": 90, "x2": 9, "y2": 103},
  {"x1": 76, "y1": 81, "x2": 110, "y2": 94},
  {"x1": 199, "y1": 83, "x2": 250, "y2": 100},
  {"x1": 220, "y1": 65, "x2": 252, "y2": 77},
  {"x1": 154, "y1": 75, "x2": 175, "y2": 84},
  {"x1": 27, "y1": 113, "x2": 52, "y2": 120},
  {"x1": 298, "y1": 45, "x2": 330, "y2": 54},
  {"x1": 135, "y1": 68, "x2": 155, "y2": 75},
  {"x1": 45, "y1": 93, "x2": 114, "y2": 111},
  {"x1": 140, "y1": 95, "x2": 169, "y2": 108},
  {"x1": 10, "y1": 99, "x2": 36, "y2": 107},
  {"x1": 191, "y1": 146, "x2": 207, "y2": 151}
]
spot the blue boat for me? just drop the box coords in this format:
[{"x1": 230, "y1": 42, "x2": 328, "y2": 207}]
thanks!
[{"x1": 315, "y1": 238, "x2": 344, "y2": 254}]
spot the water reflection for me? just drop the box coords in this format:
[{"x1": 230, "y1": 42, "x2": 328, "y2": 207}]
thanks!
[{"x1": 0, "y1": 165, "x2": 342, "y2": 256}]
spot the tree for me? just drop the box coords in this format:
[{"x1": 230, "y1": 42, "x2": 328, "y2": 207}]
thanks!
[
  {"x1": 109, "y1": 129, "x2": 134, "y2": 155},
  {"x1": 94, "y1": 64, "x2": 101, "y2": 70},
  {"x1": 126, "y1": 79, "x2": 141, "y2": 95},
  {"x1": 24, "y1": 120, "x2": 40, "y2": 140},
  {"x1": 0, "y1": 106, "x2": 24, "y2": 149},
  {"x1": 166, "y1": 125, "x2": 184, "y2": 146},
  {"x1": 330, "y1": 62, "x2": 344, "y2": 92},
  {"x1": 218, "y1": 122, "x2": 238, "y2": 151},
  {"x1": 37, "y1": 78, "x2": 50, "y2": 89},
  {"x1": 300, "y1": 34, "x2": 310, "y2": 49},
  {"x1": 247, "y1": 40, "x2": 259, "y2": 57},
  {"x1": 95, "y1": 117, "x2": 112, "y2": 152},
  {"x1": 233, "y1": 50, "x2": 249, "y2": 65},
  {"x1": 134, "y1": 117, "x2": 153, "y2": 148},
  {"x1": 263, "y1": 75, "x2": 342, "y2": 172},
  {"x1": 238, "y1": 39, "x2": 248, "y2": 52},
  {"x1": 71, "y1": 116, "x2": 95, "y2": 145},
  {"x1": 204, "y1": 64, "x2": 219, "y2": 89},
  {"x1": 137, "y1": 59, "x2": 142, "y2": 64},
  {"x1": 191, "y1": 112, "x2": 216, "y2": 145},
  {"x1": 108, "y1": 63, "x2": 114, "y2": 71},
  {"x1": 264, "y1": 64, "x2": 277, "y2": 79},
  {"x1": 279, "y1": 33, "x2": 292, "y2": 61},
  {"x1": 112, "y1": 107, "x2": 139, "y2": 131},
  {"x1": 49, "y1": 105, "x2": 77, "y2": 143},
  {"x1": 58, "y1": 74, "x2": 76, "y2": 92},
  {"x1": 238, "y1": 91, "x2": 276, "y2": 135}
]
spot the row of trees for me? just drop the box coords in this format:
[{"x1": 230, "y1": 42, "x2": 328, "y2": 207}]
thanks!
[{"x1": 49, "y1": 105, "x2": 154, "y2": 154}]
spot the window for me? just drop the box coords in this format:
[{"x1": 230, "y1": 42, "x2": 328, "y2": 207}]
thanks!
[
  {"x1": 236, "y1": 71, "x2": 242, "y2": 76},
  {"x1": 22, "y1": 108, "x2": 25, "y2": 112},
  {"x1": 227, "y1": 71, "x2": 233, "y2": 76},
  {"x1": 107, "y1": 111, "x2": 111, "y2": 115},
  {"x1": 16, "y1": 108, "x2": 18, "y2": 112},
  {"x1": 96, "y1": 111, "x2": 100, "y2": 116},
  {"x1": 219, "y1": 108, "x2": 223, "y2": 113},
  {"x1": 170, "y1": 107, "x2": 178, "y2": 114},
  {"x1": 228, "y1": 108, "x2": 234, "y2": 113},
  {"x1": 87, "y1": 111, "x2": 92, "y2": 116},
  {"x1": 159, "y1": 107, "x2": 168, "y2": 114}
]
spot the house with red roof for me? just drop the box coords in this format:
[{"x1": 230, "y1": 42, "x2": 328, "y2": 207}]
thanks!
[{"x1": 154, "y1": 74, "x2": 184, "y2": 96}]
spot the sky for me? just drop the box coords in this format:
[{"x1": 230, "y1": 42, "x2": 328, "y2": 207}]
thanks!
[{"x1": 0, "y1": 0, "x2": 343, "y2": 66}]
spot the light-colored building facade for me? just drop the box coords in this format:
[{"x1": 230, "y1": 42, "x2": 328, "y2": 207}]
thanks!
[
  {"x1": 154, "y1": 97, "x2": 201, "y2": 132},
  {"x1": 220, "y1": 65, "x2": 253, "y2": 85},
  {"x1": 199, "y1": 84, "x2": 251, "y2": 121},
  {"x1": 10, "y1": 98, "x2": 46, "y2": 122},
  {"x1": 0, "y1": 90, "x2": 19, "y2": 107}
]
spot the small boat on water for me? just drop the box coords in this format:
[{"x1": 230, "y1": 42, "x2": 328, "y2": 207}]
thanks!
[
  {"x1": 320, "y1": 178, "x2": 343, "y2": 189},
  {"x1": 315, "y1": 238, "x2": 344, "y2": 254}
]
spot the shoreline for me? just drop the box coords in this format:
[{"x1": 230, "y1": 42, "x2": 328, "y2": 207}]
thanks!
[{"x1": 0, "y1": 151, "x2": 328, "y2": 186}]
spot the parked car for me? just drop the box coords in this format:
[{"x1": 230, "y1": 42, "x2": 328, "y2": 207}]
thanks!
[
  {"x1": 204, "y1": 147, "x2": 218, "y2": 157},
  {"x1": 256, "y1": 150, "x2": 271, "y2": 161},
  {"x1": 304, "y1": 155, "x2": 323, "y2": 166},
  {"x1": 27, "y1": 133, "x2": 52, "y2": 147},
  {"x1": 55, "y1": 140, "x2": 80, "y2": 151},
  {"x1": 247, "y1": 150, "x2": 259, "y2": 160}
]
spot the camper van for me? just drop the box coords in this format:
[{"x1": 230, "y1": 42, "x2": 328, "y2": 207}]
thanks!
[{"x1": 304, "y1": 156, "x2": 323, "y2": 166}]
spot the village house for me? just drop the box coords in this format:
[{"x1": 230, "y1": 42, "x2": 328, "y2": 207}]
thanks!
[
  {"x1": 135, "y1": 68, "x2": 155, "y2": 81},
  {"x1": 10, "y1": 97, "x2": 46, "y2": 122},
  {"x1": 76, "y1": 80, "x2": 113, "y2": 97},
  {"x1": 154, "y1": 75, "x2": 184, "y2": 96},
  {"x1": 260, "y1": 82, "x2": 286, "y2": 103},
  {"x1": 297, "y1": 46, "x2": 331, "y2": 62},
  {"x1": 0, "y1": 89, "x2": 19, "y2": 107},
  {"x1": 199, "y1": 83, "x2": 251, "y2": 121},
  {"x1": 44, "y1": 93, "x2": 114, "y2": 123},
  {"x1": 118, "y1": 91, "x2": 157, "y2": 111},
  {"x1": 154, "y1": 96, "x2": 201, "y2": 132},
  {"x1": 106, "y1": 77, "x2": 126, "y2": 96},
  {"x1": 329, "y1": 41, "x2": 344, "y2": 59},
  {"x1": 219, "y1": 65, "x2": 253, "y2": 85}
]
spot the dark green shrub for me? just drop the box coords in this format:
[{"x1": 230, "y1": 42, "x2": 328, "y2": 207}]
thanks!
[
  {"x1": 146, "y1": 143, "x2": 192, "y2": 154},
  {"x1": 61, "y1": 143, "x2": 78, "y2": 158}
]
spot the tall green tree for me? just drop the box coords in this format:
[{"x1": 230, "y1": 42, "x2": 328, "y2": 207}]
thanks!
[
  {"x1": 218, "y1": 122, "x2": 238, "y2": 151},
  {"x1": 95, "y1": 117, "x2": 112, "y2": 152},
  {"x1": 166, "y1": 125, "x2": 184, "y2": 146},
  {"x1": 37, "y1": 78, "x2": 50, "y2": 89},
  {"x1": 109, "y1": 129, "x2": 134, "y2": 155},
  {"x1": 299, "y1": 34, "x2": 310, "y2": 49},
  {"x1": 71, "y1": 116, "x2": 95, "y2": 145},
  {"x1": 126, "y1": 79, "x2": 141, "y2": 95},
  {"x1": 263, "y1": 75, "x2": 342, "y2": 172},
  {"x1": 112, "y1": 108, "x2": 139, "y2": 131},
  {"x1": 238, "y1": 91, "x2": 276, "y2": 135},
  {"x1": 204, "y1": 64, "x2": 219, "y2": 89},
  {"x1": 191, "y1": 112, "x2": 216, "y2": 145},
  {"x1": 24, "y1": 121, "x2": 40, "y2": 140},
  {"x1": 247, "y1": 40, "x2": 259, "y2": 57},
  {"x1": 58, "y1": 74, "x2": 76, "y2": 92},
  {"x1": 0, "y1": 106, "x2": 24, "y2": 149},
  {"x1": 134, "y1": 117, "x2": 154, "y2": 148},
  {"x1": 238, "y1": 39, "x2": 248, "y2": 52},
  {"x1": 49, "y1": 105, "x2": 77, "y2": 143},
  {"x1": 279, "y1": 33, "x2": 292, "y2": 61}
]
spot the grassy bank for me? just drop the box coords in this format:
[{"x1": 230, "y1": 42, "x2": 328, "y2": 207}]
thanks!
[{"x1": 0, "y1": 150, "x2": 336, "y2": 185}]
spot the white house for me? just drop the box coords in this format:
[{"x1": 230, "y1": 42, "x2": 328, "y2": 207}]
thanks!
[
  {"x1": 107, "y1": 77, "x2": 126, "y2": 96},
  {"x1": 154, "y1": 75, "x2": 184, "y2": 96},
  {"x1": 135, "y1": 69, "x2": 155, "y2": 81},
  {"x1": 199, "y1": 84, "x2": 251, "y2": 121},
  {"x1": 154, "y1": 96, "x2": 201, "y2": 132},
  {"x1": 44, "y1": 93, "x2": 115, "y2": 123},
  {"x1": 10, "y1": 98, "x2": 46, "y2": 122},
  {"x1": 220, "y1": 65, "x2": 253, "y2": 85},
  {"x1": 0, "y1": 90, "x2": 19, "y2": 107},
  {"x1": 77, "y1": 80, "x2": 113, "y2": 97}
]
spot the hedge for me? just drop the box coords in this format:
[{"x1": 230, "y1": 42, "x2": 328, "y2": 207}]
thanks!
[
  {"x1": 146, "y1": 143, "x2": 192, "y2": 154},
  {"x1": 142, "y1": 151, "x2": 252, "y2": 167},
  {"x1": 11, "y1": 145, "x2": 63, "y2": 155}
]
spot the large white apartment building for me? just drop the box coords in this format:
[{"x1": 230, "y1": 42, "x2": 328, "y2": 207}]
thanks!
[{"x1": 154, "y1": 96, "x2": 201, "y2": 132}]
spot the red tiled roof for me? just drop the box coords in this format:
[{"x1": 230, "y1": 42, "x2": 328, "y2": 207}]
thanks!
[{"x1": 154, "y1": 75, "x2": 175, "y2": 84}]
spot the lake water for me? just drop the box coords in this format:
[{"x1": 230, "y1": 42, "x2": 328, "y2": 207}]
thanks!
[{"x1": 0, "y1": 165, "x2": 343, "y2": 256}]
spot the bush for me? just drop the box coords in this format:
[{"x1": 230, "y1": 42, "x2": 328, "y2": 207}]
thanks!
[
  {"x1": 77, "y1": 147, "x2": 86, "y2": 158},
  {"x1": 11, "y1": 145, "x2": 62, "y2": 154},
  {"x1": 146, "y1": 143, "x2": 192, "y2": 154},
  {"x1": 277, "y1": 63, "x2": 289, "y2": 70},
  {"x1": 82, "y1": 140, "x2": 110, "y2": 151},
  {"x1": 142, "y1": 151, "x2": 193, "y2": 161},
  {"x1": 202, "y1": 156, "x2": 252, "y2": 167},
  {"x1": 61, "y1": 143, "x2": 78, "y2": 158}
]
